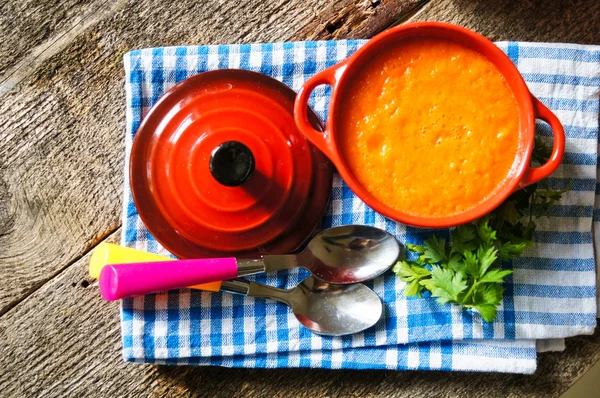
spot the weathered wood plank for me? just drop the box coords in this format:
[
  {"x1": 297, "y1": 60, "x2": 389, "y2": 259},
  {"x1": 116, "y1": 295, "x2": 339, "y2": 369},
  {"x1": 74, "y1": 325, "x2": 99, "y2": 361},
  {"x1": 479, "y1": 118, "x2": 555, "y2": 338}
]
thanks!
[
  {"x1": 0, "y1": 0, "x2": 112, "y2": 79},
  {"x1": 0, "y1": 0, "x2": 329, "y2": 313},
  {"x1": 290, "y1": 0, "x2": 427, "y2": 41},
  {"x1": 410, "y1": 0, "x2": 600, "y2": 43},
  {"x1": 0, "y1": 229, "x2": 599, "y2": 398},
  {"x1": 292, "y1": 0, "x2": 600, "y2": 45},
  {"x1": 0, "y1": 0, "x2": 128, "y2": 95}
]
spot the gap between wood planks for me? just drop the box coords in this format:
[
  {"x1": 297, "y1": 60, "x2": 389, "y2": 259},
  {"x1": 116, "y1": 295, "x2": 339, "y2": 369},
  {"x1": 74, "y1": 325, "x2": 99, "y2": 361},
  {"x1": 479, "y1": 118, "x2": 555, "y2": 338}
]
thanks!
[
  {"x1": 290, "y1": 0, "x2": 428, "y2": 40},
  {"x1": 0, "y1": 225, "x2": 120, "y2": 318},
  {"x1": 0, "y1": 0, "x2": 128, "y2": 95},
  {"x1": 0, "y1": 0, "x2": 430, "y2": 318}
]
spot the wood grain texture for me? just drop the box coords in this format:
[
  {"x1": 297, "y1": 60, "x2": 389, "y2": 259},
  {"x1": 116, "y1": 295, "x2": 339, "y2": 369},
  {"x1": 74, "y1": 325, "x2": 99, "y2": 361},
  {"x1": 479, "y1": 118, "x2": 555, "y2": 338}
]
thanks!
[
  {"x1": 0, "y1": 0, "x2": 108, "y2": 76},
  {"x1": 411, "y1": 0, "x2": 600, "y2": 43},
  {"x1": 0, "y1": 229, "x2": 599, "y2": 398},
  {"x1": 0, "y1": 0, "x2": 599, "y2": 396},
  {"x1": 290, "y1": 0, "x2": 426, "y2": 41},
  {"x1": 0, "y1": 0, "x2": 128, "y2": 95}
]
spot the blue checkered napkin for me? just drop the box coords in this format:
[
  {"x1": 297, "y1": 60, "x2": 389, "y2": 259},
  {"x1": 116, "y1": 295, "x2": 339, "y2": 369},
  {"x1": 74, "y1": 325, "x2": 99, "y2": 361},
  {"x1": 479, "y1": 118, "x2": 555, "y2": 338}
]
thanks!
[
  {"x1": 126, "y1": 339, "x2": 536, "y2": 373},
  {"x1": 121, "y1": 41, "x2": 600, "y2": 373}
]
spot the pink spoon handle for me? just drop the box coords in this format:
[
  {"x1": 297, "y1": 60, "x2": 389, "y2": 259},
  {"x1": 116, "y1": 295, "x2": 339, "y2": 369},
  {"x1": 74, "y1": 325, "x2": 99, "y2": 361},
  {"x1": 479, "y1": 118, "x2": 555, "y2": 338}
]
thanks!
[{"x1": 99, "y1": 258, "x2": 238, "y2": 301}]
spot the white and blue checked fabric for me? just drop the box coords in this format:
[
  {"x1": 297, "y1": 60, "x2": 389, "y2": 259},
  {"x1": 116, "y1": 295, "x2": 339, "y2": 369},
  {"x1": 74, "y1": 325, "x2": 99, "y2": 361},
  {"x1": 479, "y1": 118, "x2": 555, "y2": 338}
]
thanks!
[{"x1": 121, "y1": 41, "x2": 600, "y2": 374}]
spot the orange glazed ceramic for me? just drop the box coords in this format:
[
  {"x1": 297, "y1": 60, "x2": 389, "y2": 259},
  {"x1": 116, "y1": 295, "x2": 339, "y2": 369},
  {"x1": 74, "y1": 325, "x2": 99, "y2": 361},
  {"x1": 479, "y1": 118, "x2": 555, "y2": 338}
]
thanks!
[
  {"x1": 294, "y1": 22, "x2": 565, "y2": 228},
  {"x1": 130, "y1": 70, "x2": 332, "y2": 258}
]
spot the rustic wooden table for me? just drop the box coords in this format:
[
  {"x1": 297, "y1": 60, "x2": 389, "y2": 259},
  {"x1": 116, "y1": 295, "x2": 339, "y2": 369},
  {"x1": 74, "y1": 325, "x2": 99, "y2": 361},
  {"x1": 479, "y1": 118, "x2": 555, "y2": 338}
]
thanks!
[{"x1": 1, "y1": 1, "x2": 599, "y2": 396}]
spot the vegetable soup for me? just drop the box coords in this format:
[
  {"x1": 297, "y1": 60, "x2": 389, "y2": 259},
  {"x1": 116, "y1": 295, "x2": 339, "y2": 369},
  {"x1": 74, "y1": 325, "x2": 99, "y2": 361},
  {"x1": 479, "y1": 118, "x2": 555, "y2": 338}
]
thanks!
[{"x1": 338, "y1": 38, "x2": 520, "y2": 217}]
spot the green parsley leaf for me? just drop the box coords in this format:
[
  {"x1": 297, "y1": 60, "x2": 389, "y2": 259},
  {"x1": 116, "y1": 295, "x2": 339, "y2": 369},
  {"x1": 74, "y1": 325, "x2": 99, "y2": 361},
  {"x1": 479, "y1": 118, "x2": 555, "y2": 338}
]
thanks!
[
  {"x1": 419, "y1": 278, "x2": 437, "y2": 292},
  {"x1": 393, "y1": 260, "x2": 430, "y2": 282},
  {"x1": 429, "y1": 266, "x2": 468, "y2": 304},
  {"x1": 477, "y1": 246, "x2": 498, "y2": 277},
  {"x1": 531, "y1": 136, "x2": 553, "y2": 166},
  {"x1": 453, "y1": 224, "x2": 477, "y2": 243},
  {"x1": 476, "y1": 216, "x2": 497, "y2": 244},
  {"x1": 406, "y1": 243, "x2": 426, "y2": 254},
  {"x1": 393, "y1": 260, "x2": 431, "y2": 298},
  {"x1": 392, "y1": 260, "x2": 413, "y2": 277},
  {"x1": 499, "y1": 241, "x2": 531, "y2": 260},
  {"x1": 417, "y1": 253, "x2": 430, "y2": 264},
  {"x1": 423, "y1": 236, "x2": 448, "y2": 263},
  {"x1": 478, "y1": 269, "x2": 512, "y2": 284},
  {"x1": 499, "y1": 200, "x2": 521, "y2": 226},
  {"x1": 480, "y1": 284, "x2": 505, "y2": 307},
  {"x1": 404, "y1": 280, "x2": 421, "y2": 297},
  {"x1": 448, "y1": 255, "x2": 466, "y2": 273},
  {"x1": 451, "y1": 224, "x2": 478, "y2": 253},
  {"x1": 463, "y1": 250, "x2": 478, "y2": 277},
  {"x1": 473, "y1": 304, "x2": 497, "y2": 322},
  {"x1": 532, "y1": 180, "x2": 574, "y2": 216}
]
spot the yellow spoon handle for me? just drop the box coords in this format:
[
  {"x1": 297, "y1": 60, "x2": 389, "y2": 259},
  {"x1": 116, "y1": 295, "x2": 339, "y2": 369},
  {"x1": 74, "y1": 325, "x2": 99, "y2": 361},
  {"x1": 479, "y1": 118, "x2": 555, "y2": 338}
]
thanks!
[{"x1": 89, "y1": 243, "x2": 222, "y2": 292}]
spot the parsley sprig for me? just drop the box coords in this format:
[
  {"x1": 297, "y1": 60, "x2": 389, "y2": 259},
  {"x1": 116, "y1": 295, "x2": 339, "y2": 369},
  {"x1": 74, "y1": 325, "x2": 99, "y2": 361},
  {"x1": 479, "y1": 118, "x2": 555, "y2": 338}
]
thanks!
[{"x1": 393, "y1": 137, "x2": 571, "y2": 322}]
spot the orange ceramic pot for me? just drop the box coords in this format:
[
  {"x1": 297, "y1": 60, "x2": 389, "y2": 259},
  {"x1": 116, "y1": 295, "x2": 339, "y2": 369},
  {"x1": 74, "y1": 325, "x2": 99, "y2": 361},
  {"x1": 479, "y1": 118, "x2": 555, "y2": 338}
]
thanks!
[
  {"x1": 131, "y1": 70, "x2": 332, "y2": 258},
  {"x1": 294, "y1": 22, "x2": 565, "y2": 228}
]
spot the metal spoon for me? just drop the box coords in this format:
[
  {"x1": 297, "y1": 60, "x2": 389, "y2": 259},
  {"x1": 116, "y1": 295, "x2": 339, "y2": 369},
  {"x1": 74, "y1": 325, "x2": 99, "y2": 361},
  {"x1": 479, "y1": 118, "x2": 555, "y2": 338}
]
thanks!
[
  {"x1": 221, "y1": 277, "x2": 383, "y2": 336},
  {"x1": 100, "y1": 225, "x2": 401, "y2": 301},
  {"x1": 90, "y1": 243, "x2": 383, "y2": 336}
]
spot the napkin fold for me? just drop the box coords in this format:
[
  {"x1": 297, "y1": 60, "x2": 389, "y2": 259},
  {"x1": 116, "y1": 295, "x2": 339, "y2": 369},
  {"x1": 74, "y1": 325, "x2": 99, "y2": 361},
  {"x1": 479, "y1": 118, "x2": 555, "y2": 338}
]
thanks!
[{"x1": 121, "y1": 40, "x2": 600, "y2": 374}]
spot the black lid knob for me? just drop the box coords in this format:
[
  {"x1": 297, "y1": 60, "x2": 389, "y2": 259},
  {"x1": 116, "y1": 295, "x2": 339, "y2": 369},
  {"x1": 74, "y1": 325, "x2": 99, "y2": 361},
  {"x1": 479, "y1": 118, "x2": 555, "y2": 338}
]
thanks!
[{"x1": 209, "y1": 141, "x2": 255, "y2": 187}]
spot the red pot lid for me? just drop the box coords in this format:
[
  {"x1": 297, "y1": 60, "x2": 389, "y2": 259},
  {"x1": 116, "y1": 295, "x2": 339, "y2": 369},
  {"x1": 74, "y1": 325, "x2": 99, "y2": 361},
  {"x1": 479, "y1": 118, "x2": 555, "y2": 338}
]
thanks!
[{"x1": 130, "y1": 70, "x2": 332, "y2": 258}]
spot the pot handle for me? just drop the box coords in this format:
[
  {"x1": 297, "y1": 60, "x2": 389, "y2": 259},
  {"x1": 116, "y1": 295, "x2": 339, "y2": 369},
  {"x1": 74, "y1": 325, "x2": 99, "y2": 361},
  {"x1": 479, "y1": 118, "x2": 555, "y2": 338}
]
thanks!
[
  {"x1": 294, "y1": 63, "x2": 343, "y2": 159},
  {"x1": 518, "y1": 96, "x2": 566, "y2": 189}
]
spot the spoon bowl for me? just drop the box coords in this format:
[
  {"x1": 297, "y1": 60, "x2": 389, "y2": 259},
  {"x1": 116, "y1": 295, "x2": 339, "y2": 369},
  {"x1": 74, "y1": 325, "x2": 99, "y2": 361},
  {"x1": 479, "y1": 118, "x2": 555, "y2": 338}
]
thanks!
[
  {"x1": 289, "y1": 277, "x2": 383, "y2": 336},
  {"x1": 298, "y1": 224, "x2": 402, "y2": 284},
  {"x1": 222, "y1": 276, "x2": 383, "y2": 336}
]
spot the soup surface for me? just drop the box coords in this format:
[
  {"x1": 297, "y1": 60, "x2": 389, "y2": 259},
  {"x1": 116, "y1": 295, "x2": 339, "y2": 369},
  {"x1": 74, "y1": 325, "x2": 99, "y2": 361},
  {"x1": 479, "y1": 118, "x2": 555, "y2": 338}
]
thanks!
[{"x1": 338, "y1": 38, "x2": 520, "y2": 217}]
